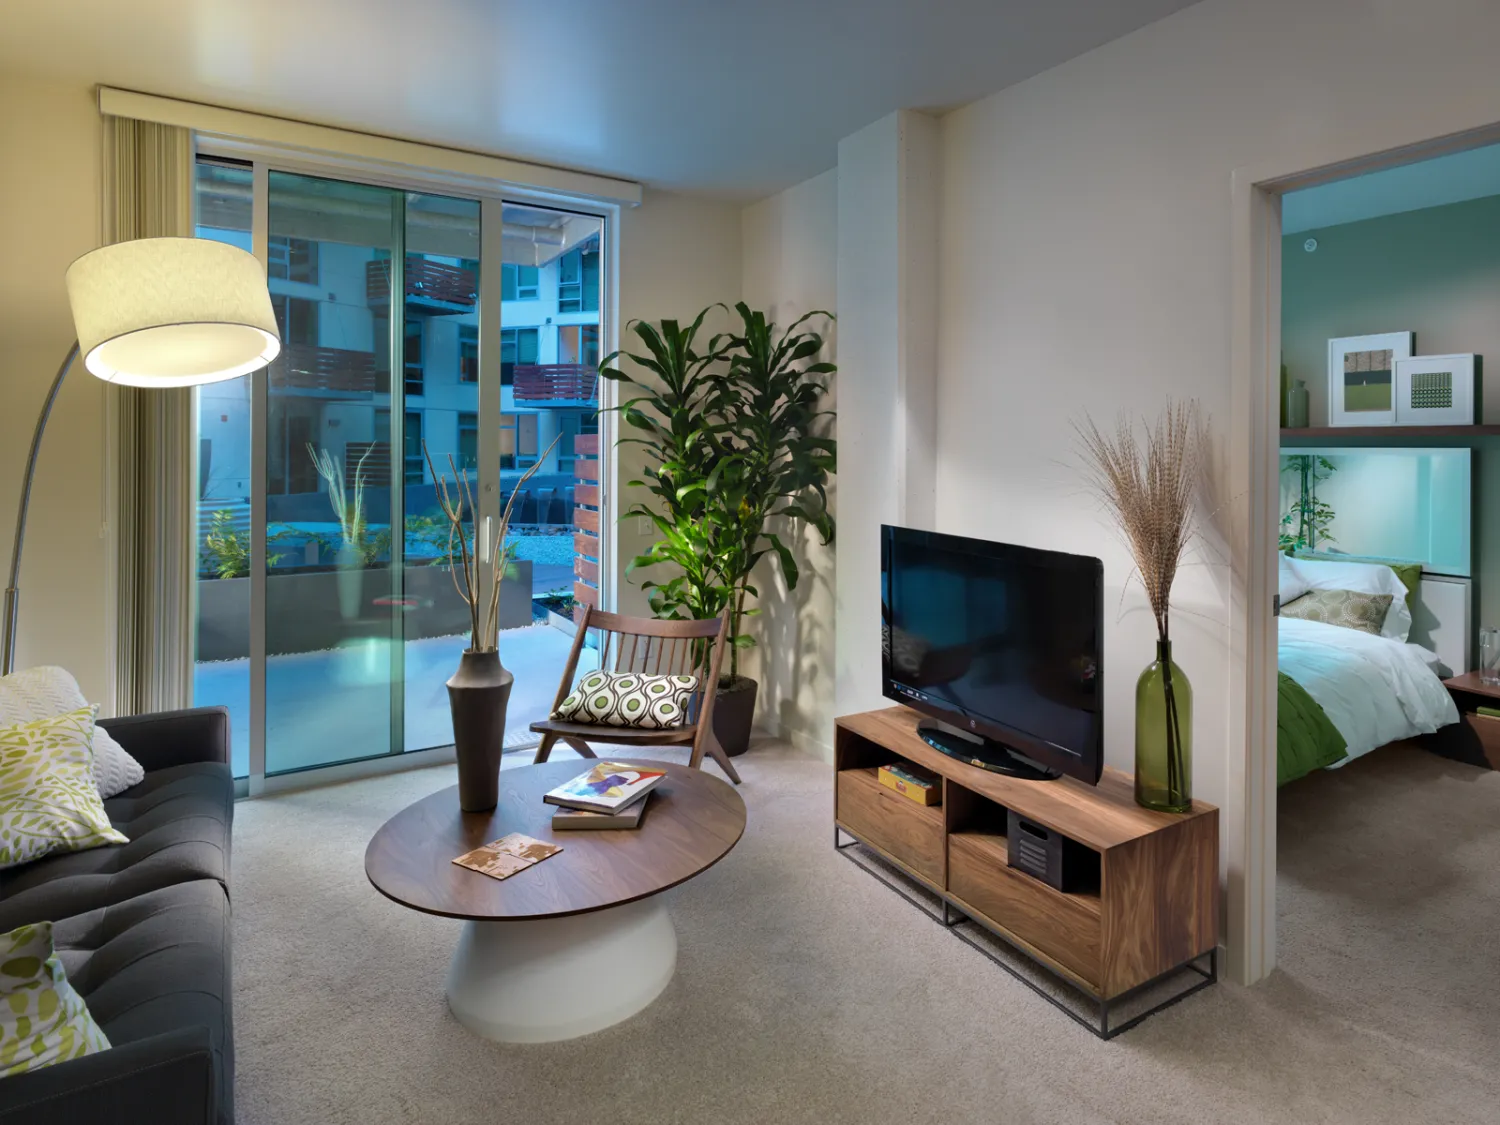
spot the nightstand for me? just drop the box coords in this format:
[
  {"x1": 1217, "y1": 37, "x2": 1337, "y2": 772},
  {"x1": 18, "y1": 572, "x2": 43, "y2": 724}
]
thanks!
[{"x1": 1440, "y1": 673, "x2": 1500, "y2": 769}]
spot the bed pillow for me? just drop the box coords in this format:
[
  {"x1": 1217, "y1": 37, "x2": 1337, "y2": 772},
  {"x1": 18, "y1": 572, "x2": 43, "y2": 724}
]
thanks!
[
  {"x1": 0, "y1": 707, "x2": 128, "y2": 870},
  {"x1": 1278, "y1": 554, "x2": 1309, "y2": 606},
  {"x1": 0, "y1": 667, "x2": 143, "y2": 799},
  {"x1": 0, "y1": 920, "x2": 110, "y2": 1076},
  {"x1": 1281, "y1": 556, "x2": 1412, "y2": 642},
  {"x1": 552, "y1": 672, "x2": 698, "y2": 729},
  {"x1": 1280, "y1": 589, "x2": 1393, "y2": 636}
]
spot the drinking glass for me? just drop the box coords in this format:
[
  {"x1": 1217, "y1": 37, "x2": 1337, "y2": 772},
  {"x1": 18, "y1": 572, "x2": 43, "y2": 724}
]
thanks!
[{"x1": 1481, "y1": 627, "x2": 1500, "y2": 685}]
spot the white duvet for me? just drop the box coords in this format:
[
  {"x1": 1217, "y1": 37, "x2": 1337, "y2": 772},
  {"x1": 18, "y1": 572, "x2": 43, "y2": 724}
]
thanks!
[{"x1": 1278, "y1": 617, "x2": 1459, "y2": 766}]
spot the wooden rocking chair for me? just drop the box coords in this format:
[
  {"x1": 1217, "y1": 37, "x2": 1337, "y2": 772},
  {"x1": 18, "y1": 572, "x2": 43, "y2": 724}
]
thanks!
[{"x1": 530, "y1": 607, "x2": 742, "y2": 784}]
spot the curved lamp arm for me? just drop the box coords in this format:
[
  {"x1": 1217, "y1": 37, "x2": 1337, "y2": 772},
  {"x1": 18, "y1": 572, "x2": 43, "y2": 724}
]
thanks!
[{"x1": 3, "y1": 342, "x2": 80, "y2": 677}]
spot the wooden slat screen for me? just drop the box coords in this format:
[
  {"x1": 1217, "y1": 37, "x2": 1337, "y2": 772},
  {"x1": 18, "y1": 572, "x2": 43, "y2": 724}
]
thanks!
[{"x1": 572, "y1": 432, "x2": 601, "y2": 623}]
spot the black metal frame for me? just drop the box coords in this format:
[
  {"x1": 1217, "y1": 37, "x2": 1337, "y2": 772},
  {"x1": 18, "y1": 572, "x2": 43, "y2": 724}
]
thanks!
[{"x1": 836, "y1": 825, "x2": 1217, "y2": 1040}]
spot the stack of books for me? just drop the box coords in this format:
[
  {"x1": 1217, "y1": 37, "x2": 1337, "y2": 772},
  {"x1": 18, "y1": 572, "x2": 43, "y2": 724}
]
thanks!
[{"x1": 544, "y1": 762, "x2": 667, "y2": 830}]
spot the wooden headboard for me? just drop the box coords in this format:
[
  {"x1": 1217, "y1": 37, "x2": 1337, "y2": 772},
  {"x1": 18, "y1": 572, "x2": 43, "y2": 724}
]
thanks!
[{"x1": 1410, "y1": 575, "x2": 1471, "y2": 675}]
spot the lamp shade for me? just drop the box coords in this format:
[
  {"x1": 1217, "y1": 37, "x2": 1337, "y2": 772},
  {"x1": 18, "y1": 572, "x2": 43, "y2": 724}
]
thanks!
[{"x1": 64, "y1": 237, "x2": 281, "y2": 387}]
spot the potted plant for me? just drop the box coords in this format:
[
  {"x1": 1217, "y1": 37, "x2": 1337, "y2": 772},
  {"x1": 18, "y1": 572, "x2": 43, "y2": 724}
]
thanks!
[
  {"x1": 604, "y1": 303, "x2": 836, "y2": 756},
  {"x1": 425, "y1": 436, "x2": 558, "y2": 811}
]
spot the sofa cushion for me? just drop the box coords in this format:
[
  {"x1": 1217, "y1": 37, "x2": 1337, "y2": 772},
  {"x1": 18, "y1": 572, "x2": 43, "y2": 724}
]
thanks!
[
  {"x1": 0, "y1": 919, "x2": 110, "y2": 1076},
  {"x1": 52, "y1": 880, "x2": 232, "y2": 1125},
  {"x1": 0, "y1": 763, "x2": 231, "y2": 932}
]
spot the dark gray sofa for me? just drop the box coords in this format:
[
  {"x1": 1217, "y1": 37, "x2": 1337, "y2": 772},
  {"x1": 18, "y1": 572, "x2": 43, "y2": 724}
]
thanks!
[{"x1": 0, "y1": 707, "x2": 234, "y2": 1125}]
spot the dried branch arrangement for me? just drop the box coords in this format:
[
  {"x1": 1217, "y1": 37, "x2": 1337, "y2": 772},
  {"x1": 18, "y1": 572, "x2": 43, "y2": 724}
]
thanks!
[
  {"x1": 1074, "y1": 400, "x2": 1208, "y2": 645},
  {"x1": 424, "y1": 434, "x2": 561, "y2": 653}
]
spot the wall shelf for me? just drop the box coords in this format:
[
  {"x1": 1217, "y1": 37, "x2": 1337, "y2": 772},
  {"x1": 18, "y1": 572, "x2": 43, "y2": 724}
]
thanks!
[{"x1": 1281, "y1": 425, "x2": 1500, "y2": 442}]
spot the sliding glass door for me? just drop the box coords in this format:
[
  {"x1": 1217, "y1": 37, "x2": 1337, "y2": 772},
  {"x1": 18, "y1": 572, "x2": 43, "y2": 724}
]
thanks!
[{"x1": 192, "y1": 157, "x2": 608, "y2": 783}]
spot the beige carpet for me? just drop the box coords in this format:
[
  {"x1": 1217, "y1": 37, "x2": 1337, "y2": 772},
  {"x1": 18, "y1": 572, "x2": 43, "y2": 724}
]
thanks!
[{"x1": 233, "y1": 740, "x2": 1500, "y2": 1125}]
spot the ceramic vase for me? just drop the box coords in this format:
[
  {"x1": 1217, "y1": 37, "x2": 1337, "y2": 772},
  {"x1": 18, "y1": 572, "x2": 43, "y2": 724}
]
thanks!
[{"x1": 447, "y1": 649, "x2": 513, "y2": 812}]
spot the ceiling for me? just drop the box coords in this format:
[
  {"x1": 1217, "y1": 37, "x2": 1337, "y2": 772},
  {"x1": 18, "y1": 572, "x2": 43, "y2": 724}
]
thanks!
[
  {"x1": 1283, "y1": 141, "x2": 1500, "y2": 233},
  {"x1": 2, "y1": 0, "x2": 1201, "y2": 201}
]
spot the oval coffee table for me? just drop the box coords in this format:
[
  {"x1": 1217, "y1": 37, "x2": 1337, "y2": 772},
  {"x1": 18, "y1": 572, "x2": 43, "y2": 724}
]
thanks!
[{"x1": 365, "y1": 759, "x2": 746, "y2": 1043}]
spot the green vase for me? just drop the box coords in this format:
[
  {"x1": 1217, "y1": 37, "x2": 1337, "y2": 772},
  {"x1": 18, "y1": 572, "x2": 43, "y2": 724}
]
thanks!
[{"x1": 1135, "y1": 640, "x2": 1192, "y2": 812}]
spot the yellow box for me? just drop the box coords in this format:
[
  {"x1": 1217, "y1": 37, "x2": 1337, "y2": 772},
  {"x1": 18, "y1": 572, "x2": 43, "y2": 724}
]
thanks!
[{"x1": 878, "y1": 762, "x2": 941, "y2": 806}]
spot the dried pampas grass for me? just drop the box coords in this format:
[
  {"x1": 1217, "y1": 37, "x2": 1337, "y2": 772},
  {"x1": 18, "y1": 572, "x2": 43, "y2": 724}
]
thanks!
[{"x1": 1075, "y1": 400, "x2": 1208, "y2": 642}]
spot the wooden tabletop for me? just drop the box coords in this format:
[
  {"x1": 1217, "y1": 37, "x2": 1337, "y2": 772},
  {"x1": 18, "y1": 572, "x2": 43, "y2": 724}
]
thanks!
[
  {"x1": 365, "y1": 760, "x2": 746, "y2": 921},
  {"x1": 1443, "y1": 671, "x2": 1500, "y2": 701}
]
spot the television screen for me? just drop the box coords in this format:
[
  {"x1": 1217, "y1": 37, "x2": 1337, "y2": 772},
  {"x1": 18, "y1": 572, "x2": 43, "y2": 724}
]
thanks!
[{"x1": 881, "y1": 526, "x2": 1103, "y2": 784}]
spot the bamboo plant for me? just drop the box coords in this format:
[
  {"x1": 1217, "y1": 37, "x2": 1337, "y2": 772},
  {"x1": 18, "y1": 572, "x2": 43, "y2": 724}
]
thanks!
[{"x1": 1076, "y1": 401, "x2": 1207, "y2": 811}]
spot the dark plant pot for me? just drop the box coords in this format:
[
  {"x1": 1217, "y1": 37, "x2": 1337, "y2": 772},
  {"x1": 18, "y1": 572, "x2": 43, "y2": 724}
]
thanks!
[
  {"x1": 711, "y1": 676, "x2": 758, "y2": 758},
  {"x1": 447, "y1": 649, "x2": 513, "y2": 812}
]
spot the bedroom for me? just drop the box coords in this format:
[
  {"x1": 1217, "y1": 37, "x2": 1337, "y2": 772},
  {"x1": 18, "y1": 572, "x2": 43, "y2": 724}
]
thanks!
[{"x1": 1272, "y1": 143, "x2": 1500, "y2": 976}]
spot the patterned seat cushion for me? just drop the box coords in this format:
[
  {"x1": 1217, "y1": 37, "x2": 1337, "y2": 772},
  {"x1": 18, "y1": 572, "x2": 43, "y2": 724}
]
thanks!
[{"x1": 552, "y1": 671, "x2": 698, "y2": 729}]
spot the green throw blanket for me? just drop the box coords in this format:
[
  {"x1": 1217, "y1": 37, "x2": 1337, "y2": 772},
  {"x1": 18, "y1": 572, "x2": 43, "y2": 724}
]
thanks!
[{"x1": 1277, "y1": 671, "x2": 1347, "y2": 785}]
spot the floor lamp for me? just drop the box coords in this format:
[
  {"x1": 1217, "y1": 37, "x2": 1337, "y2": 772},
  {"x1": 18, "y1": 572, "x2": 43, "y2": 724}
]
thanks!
[{"x1": 2, "y1": 237, "x2": 281, "y2": 676}]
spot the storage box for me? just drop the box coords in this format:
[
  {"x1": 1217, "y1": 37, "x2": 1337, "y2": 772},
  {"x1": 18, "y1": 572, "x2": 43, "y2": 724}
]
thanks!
[{"x1": 878, "y1": 762, "x2": 941, "y2": 806}]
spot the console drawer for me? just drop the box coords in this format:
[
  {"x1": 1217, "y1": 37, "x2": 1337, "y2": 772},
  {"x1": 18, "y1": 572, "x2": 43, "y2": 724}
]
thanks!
[{"x1": 836, "y1": 767, "x2": 944, "y2": 886}]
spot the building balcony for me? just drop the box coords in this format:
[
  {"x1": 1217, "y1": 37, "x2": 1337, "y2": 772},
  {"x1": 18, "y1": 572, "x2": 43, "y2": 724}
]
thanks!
[
  {"x1": 512, "y1": 364, "x2": 598, "y2": 406},
  {"x1": 366, "y1": 255, "x2": 478, "y2": 312},
  {"x1": 271, "y1": 344, "x2": 380, "y2": 394}
]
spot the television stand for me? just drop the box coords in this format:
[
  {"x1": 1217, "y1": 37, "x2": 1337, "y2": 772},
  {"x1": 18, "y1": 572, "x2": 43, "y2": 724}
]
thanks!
[
  {"x1": 835, "y1": 706, "x2": 1219, "y2": 1038},
  {"x1": 916, "y1": 718, "x2": 1060, "y2": 780}
]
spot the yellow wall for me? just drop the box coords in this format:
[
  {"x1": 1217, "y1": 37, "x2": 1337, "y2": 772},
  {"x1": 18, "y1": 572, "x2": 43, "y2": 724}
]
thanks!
[{"x1": 0, "y1": 74, "x2": 109, "y2": 705}]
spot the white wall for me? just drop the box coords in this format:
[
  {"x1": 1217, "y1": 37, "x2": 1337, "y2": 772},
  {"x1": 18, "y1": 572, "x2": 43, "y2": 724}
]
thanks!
[
  {"x1": 0, "y1": 74, "x2": 109, "y2": 704},
  {"x1": 613, "y1": 188, "x2": 743, "y2": 618},
  {"x1": 933, "y1": 0, "x2": 1500, "y2": 975},
  {"x1": 740, "y1": 169, "x2": 838, "y2": 756}
]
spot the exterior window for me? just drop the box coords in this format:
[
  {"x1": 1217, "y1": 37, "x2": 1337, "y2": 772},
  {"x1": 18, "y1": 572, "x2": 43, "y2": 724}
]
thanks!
[
  {"x1": 558, "y1": 324, "x2": 600, "y2": 367},
  {"x1": 557, "y1": 248, "x2": 600, "y2": 314},
  {"x1": 404, "y1": 411, "x2": 423, "y2": 484},
  {"x1": 459, "y1": 324, "x2": 479, "y2": 383},
  {"x1": 270, "y1": 294, "x2": 318, "y2": 347},
  {"x1": 458, "y1": 412, "x2": 478, "y2": 471},
  {"x1": 501, "y1": 263, "x2": 539, "y2": 301},
  {"x1": 404, "y1": 319, "x2": 423, "y2": 397},
  {"x1": 268, "y1": 236, "x2": 319, "y2": 284},
  {"x1": 500, "y1": 327, "x2": 539, "y2": 386},
  {"x1": 499, "y1": 413, "x2": 539, "y2": 470}
]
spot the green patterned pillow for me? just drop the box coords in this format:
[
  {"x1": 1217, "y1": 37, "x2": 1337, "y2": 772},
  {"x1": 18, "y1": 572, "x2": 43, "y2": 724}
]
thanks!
[
  {"x1": 552, "y1": 671, "x2": 698, "y2": 729},
  {"x1": 0, "y1": 920, "x2": 110, "y2": 1076},
  {"x1": 1280, "y1": 588, "x2": 1393, "y2": 635},
  {"x1": 0, "y1": 706, "x2": 127, "y2": 870}
]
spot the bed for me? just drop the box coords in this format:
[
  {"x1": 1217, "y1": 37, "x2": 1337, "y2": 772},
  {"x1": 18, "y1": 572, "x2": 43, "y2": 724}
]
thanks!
[{"x1": 1276, "y1": 556, "x2": 1462, "y2": 786}]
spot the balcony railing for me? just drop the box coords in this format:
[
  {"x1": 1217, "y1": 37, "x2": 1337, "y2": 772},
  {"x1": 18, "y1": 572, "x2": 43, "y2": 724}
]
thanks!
[
  {"x1": 272, "y1": 344, "x2": 379, "y2": 393},
  {"x1": 366, "y1": 256, "x2": 478, "y2": 310},
  {"x1": 513, "y1": 364, "x2": 598, "y2": 404}
]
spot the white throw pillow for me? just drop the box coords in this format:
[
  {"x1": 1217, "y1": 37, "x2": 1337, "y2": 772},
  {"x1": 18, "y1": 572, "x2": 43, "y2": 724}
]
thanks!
[
  {"x1": 1282, "y1": 557, "x2": 1413, "y2": 642},
  {"x1": 1277, "y1": 554, "x2": 1309, "y2": 606},
  {"x1": 0, "y1": 666, "x2": 144, "y2": 799}
]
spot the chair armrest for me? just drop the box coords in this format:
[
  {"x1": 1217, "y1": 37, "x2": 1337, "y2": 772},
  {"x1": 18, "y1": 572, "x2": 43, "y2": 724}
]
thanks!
[
  {"x1": 97, "y1": 707, "x2": 230, "y2": 773},
  {"x1": 0, "y1": 1026, "x2": 217, "y2": 1125}
]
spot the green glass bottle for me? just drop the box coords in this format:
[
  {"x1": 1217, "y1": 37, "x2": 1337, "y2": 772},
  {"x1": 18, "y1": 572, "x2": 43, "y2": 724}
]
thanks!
[{"x1": 1135, "y1": 639, "x2": 1192, "y2": 812}]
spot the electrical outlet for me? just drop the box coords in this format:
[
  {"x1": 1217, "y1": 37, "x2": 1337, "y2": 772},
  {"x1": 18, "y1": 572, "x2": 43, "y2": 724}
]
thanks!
[{"x1": 637, "y1": 516, "x2": 652, "y2": 537}]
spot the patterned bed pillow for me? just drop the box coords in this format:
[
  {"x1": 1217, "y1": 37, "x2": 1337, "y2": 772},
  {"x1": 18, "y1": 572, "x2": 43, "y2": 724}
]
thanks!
[
  {"x1": 1280, "y1": 588, "x2": 1393, "y2": 635},
  {"x1": 0, "y1": 921, "x2": 110, "y2": 1076},
  {"x1": 0, "y1": 707, "x2": 128, "y2": 870},
  {"x1": 552, "y1": 672, "x2": 698, "y2": 729}
]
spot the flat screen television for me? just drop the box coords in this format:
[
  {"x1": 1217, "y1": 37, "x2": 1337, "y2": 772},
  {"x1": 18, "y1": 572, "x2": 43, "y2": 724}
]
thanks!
[{"x1": 881, "y1": 525, "x2": 1103, "y2": 785}]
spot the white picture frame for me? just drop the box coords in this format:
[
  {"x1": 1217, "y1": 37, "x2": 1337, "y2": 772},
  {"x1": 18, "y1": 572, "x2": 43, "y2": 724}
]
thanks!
[
  {"x1": 1394, "y1": 354, "x2": 1478, "y2": 426},
  {"x1": 1327, "y1": 332, "x2": 1414, "y2": 427}
]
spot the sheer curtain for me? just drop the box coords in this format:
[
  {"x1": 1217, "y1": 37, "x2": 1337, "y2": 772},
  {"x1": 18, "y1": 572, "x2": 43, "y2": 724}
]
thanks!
[{"x1": 104, "y1": 116, "x2": 196, "y2": 713}]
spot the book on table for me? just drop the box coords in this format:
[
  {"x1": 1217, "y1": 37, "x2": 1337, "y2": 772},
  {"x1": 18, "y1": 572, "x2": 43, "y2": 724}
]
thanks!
[
  {"x1": 552, "y1": 792, "x2": 653, "y2": 831},
  {"x1": 543, "y1": 762, "x2": 667, "y2": 813}
]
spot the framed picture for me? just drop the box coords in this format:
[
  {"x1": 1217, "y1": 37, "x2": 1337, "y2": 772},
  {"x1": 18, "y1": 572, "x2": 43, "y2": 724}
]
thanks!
[
  {"x1": 1395, "y1": 354, "x2": 1479, "y2": 426},
  {"x1": 1327, "y1": 332, "x2": 1414, "y2": 426}
]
